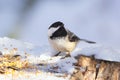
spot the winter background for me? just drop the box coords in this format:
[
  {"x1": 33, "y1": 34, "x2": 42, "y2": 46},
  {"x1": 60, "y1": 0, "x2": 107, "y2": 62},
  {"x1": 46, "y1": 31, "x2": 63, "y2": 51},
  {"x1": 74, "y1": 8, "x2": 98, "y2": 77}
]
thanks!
[
  {"x1": 0, "y1": 0, "x2": 120, "y2": 80},
  {"x1": 0, "y1": 0, "x2": 120, "y2": 51},
  {"x1": 0, "y1": 0, "x2": 120, "y2": 50}
]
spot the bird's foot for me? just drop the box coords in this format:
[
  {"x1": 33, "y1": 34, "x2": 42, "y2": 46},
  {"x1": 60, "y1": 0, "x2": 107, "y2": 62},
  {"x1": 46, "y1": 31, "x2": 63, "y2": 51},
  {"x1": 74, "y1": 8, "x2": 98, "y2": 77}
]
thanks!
[
  {"x1": 54, "y1": 51, "x2": 61, "y2": 56},
  {"x1": 61, "y1": 54, "x2": 71, "y2": 59}
]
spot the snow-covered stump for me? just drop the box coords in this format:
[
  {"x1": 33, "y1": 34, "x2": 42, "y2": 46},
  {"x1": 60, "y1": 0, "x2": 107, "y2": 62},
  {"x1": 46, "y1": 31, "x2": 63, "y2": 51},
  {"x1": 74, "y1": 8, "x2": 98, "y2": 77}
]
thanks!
[{"x1": 70, "y1": 55, "x2": 120, "y2": 80}]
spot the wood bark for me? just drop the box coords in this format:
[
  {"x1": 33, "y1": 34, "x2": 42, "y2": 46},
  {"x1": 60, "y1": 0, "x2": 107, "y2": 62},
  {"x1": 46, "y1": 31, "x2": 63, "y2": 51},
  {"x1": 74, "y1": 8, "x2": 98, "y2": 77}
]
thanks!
[{"x1": 70, "y1": 55, "x2": 120, "y2": 80}]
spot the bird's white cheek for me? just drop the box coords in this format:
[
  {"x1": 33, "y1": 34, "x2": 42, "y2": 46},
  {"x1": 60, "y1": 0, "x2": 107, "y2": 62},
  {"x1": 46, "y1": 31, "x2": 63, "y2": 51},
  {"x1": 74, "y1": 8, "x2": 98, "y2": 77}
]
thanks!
[
  {"x1": 48, "y1": 29, "x2": 53, "y2": 37},
  {"x1": 48, "y1": 27, "x2": 60, "y2": 37}
]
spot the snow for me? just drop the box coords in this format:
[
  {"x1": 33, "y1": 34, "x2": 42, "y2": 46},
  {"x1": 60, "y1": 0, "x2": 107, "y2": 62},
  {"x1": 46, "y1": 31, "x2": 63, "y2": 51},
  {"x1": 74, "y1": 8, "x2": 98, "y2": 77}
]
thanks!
[
  {"x1": 0, "y1": 37, "x2": 120, "y2": 80},
  {"x1": 0, "y1": 72, "x2": 69, "y2": 80},
  {"x1": 72, "y1": 41, "x2": 120, "y2": 62},
  {"x1": 0, "y1": 37, "x2": 74, "y2": 80}
]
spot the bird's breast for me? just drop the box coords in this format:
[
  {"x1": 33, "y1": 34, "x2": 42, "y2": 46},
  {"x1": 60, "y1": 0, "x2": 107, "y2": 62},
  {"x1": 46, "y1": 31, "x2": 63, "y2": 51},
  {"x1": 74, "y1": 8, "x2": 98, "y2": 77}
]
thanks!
[{"x1": 48, "y1": 37, "x2": 78, "y2": 52}]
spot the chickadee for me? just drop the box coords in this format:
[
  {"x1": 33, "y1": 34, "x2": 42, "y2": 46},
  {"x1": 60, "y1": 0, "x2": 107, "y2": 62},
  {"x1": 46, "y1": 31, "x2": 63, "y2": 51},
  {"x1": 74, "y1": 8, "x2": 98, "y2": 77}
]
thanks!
[{"x1": 48, "y1": 21, "x2": 95, "y2": 57}]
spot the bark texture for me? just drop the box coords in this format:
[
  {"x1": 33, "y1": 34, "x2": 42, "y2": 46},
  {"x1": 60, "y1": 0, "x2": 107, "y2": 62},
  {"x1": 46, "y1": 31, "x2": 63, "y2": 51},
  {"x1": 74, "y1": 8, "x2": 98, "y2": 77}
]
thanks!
[{"x1": 70, "y1": 55, "x2": 120, "y2": 80}]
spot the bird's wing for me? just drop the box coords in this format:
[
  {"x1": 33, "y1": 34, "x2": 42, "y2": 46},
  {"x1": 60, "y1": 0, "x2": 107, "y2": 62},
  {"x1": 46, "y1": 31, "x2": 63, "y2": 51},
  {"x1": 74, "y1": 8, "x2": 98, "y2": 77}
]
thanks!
[
  {"x1": 67, "y1": 29, "x2": 96, "y2": 44},
  {"x1": 67, "y1": 30, "x2": 80, "y2": 42}
]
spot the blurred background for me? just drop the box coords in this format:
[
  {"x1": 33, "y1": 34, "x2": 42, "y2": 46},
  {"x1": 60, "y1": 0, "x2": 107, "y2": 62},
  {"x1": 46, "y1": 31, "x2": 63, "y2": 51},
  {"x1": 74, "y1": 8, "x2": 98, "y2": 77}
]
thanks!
[{"x1": 0, "y1": 0, "x2": 120, "y2": 50}]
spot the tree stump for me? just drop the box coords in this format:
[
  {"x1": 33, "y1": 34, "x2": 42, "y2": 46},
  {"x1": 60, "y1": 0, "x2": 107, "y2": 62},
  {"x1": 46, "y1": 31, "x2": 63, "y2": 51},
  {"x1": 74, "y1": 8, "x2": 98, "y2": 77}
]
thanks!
[{"x1": 70, "y1": 55, "x2": 120, "y2": 80}]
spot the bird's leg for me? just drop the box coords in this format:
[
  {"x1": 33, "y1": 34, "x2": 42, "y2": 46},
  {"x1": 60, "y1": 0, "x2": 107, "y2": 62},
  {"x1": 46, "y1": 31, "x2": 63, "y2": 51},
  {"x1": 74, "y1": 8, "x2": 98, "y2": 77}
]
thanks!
[
  {"x1": 54, "y1": 51, "x2": 61, "y2": 56},
  {"x1": 65, "y1": 53, "x2": 71, "y2": 57}
]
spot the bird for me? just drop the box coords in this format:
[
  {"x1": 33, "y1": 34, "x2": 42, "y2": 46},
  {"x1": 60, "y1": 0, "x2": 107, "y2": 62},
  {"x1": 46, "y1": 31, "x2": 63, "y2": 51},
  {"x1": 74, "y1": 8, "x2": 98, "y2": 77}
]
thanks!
[{"x1": 48, "y1": 21, "x2": 96, "y2": 58}]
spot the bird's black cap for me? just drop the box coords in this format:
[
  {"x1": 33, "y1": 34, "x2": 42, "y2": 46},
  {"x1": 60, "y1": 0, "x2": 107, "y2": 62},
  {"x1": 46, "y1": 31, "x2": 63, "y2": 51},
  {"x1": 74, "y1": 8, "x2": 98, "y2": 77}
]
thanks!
[
  {"x1": 49, "y1": 21, "x2": 67, "y2": 39},
  {"x1": 49, "y1": 21, "x2": 64, "y2": 29}
]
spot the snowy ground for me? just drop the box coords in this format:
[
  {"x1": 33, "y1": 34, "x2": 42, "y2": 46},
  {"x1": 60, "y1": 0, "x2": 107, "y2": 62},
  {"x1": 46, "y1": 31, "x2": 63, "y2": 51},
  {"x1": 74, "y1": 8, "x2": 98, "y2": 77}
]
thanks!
[{"x1": 0, "y1": 37, "x2": 120, "y2": 80}]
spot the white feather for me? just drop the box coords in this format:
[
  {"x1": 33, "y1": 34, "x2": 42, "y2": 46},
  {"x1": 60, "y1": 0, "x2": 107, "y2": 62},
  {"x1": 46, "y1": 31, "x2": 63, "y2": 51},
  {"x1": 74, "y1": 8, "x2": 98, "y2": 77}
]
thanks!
[
  {"x1": 48, "y1": 27, "x2": 60, "y2": 37},
  {"x1": 48, "y1": 36, "x2": 78, "y2": 53}
]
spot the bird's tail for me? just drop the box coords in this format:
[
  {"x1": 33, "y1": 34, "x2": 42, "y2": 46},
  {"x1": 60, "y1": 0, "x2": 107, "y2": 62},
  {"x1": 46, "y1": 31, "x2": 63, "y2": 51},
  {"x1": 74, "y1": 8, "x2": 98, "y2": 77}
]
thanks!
[{"x1": 80, "y1": 39, "x2": 96, "y2": 44}]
